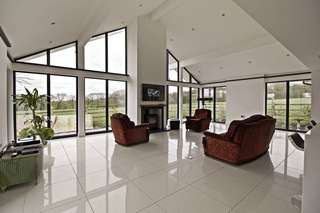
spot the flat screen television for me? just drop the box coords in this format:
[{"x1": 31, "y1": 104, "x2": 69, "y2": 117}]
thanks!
[{"x1": 142, "y1": 84, "x2": 165, "y2": 101}]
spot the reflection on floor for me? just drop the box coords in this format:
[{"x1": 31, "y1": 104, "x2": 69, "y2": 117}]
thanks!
[{"x1": 0, "y1": 123, "x2": 303, "y2": 213}]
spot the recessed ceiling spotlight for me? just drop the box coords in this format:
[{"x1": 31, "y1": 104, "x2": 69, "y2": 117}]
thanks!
[
  {"x1": 169, "y1": 38, "x2": 174, "y2": 42},
  {"x1": 219, "y1": 66, "x2": 224, "y2": 70},
  {"x1": 50, "y1": 22, "x2": 55, "y2": 25},
  {"x1": 191, "y1": 28, "x2": 196, "y2": 31},
  {"x1": 248, "y1": 61, "x2": 252, "y2": 64},
  {"x1": 222, "y1": 13, "x2": 226, "y2": 17},
  {"x1": 49, "y1": 41, "x2": 53, "y2": 44},
  {"x1": 138, "y1": 3, "x2": 143, "y2": 7},
  {"x1": 286, "y1": 53, "x2": 290, "y2": 57}
]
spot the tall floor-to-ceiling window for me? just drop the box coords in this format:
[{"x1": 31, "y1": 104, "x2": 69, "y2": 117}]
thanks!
[
  {"x1": 191, "y1": 88, "x2": 199, "y2": 115},
  {"x1": 108, "y1": 80, "x2": 126, "y2": 129},
  {"x1": 15, "y1": 72, "x2": 48, "y2": 140},
  {"x1": 202, "y1": 87, "x2": 227, "y2": 123},
  {"x1": 107, "y1": 29, "x2": 126, "y2": 74},
  {"x1": 266, "y1": 80, "x2": 311, "y2": 132},
  {"x1": 182, "y1": 87, "x2": 191, "y2": 118},
  {"x1": 14, "y1": 72, "x2": 78, "y2": 140},
  {"x1": 215, "y1": 87, "x2": 226, "y2": 123},
  {"x1": 85, "y1": 79, "x2": 107, "y2": 133},
  {"x1": 50, "y1": 75, "x2": 77, "y2": 136},
  {"x1": 167, "y1": 86, "x2": 179, "y2": 119}
]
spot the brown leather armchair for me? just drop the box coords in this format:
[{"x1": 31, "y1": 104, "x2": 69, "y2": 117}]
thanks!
[
  {"x1": 111, "y1": 113, "x2": 150, "y2": 146},
  {"x1": 186, "y1": 109, "x2": 212, "y2": 132},
  {"x1": 202, "y1": 115, "x2": 276, "y2": 164}
]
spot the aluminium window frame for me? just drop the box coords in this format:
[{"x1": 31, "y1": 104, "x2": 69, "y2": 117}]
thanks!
[
  {"x1": 13, "y1": 70, "x2": 79, "y2": 140},
  {"x1": 265, "y1": 78, "x2": 312, "y2": 133},
  {"x1": 202, "y1": 86, "x2": 226, "y2": 124}
]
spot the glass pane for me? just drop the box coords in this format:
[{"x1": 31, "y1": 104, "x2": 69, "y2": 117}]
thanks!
[
  {"x1": 202, "y1": 88, "x2": 213, "y2": 119},
  {"x1": 168, "y1": 53, "x2": 178, "y2": 81},
  {"x1": 289, "y1": 80, "x2": 311, "y2": 131},
  {"x1": 168, "y1": 86, "x2": 178, "y2": 119},
  {"x1": 15, "y1": 72, "x2": 48, "y2": 140},
  {"x1": 108, "y1": 29, "x2": 126, "y2": 74},
  {"x1": 17, "y1": 51, "x2": 47, "y2": 65},
  {"x1": 50, "y1": 75, "x2": 77, "y2": 136},
  {"x1": 191, "y1": 77, "x2": 198, "y2": 84},
  {"x1": 85, "y1": 79, "x2": 106, "y2": 133},
  {"x1": 85, "y1": 34, "x2": 106, "y2": 72},
  {"x1": 182, "y1": 87, "x2": 190, "y2": 118},
  {"x1": 191, "y1": 88, "x2": 199, "y2": 115},
  {"x1": 215, "y1": 87, "x2": 226, "y2": 123},
  {"x1": 182, "y1": 69, "x2": 190, "y2": 83},
  {"x1": 50, "y1": 43, "x2": 77, "y2": 68},
  {"x1": 266, "y1": 82, "x2": 287, "y2": 129},
  {"x1": 108, "y1": 81, "x2": 126, "y2": 129}
]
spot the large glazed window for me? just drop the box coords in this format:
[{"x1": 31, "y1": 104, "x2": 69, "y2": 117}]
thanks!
[
  {"x1": 107, "y1": 29, "x2": 126, "y2": 74},
  {"x1": 289, "y1": 80, "x2": 311, "y2": 131},
  {"x1": 191, "y1": 88, "x2": 199, "y2": 115},
  {"x1": 215, "y1": 87, "x2": 226, "y2": 123},
  {"x1": 182, "y1": 87, "x2": 191, "y2": 118},
  {"x1": 167, "y1": 51, "x2": 179, "y2": 81},
  {"x1": 50, "y1": 43, "x2": 77, "y2": 68},
  {"x1": 85, "y1": 34, "x2": 106, "y2": 72},
  {"x1": 182, "y1": 69, "x2": 191, "y2": 83},
  {"x1": 266, "y1": 82, "x2": 287, "y2": 129},
  {"x1": 15, "y1": 72, "x2": 48, "y2": 140},
  {"x1": 202, "y1": 88, "x2": 214, "y2": 115},
  {"x1": 17, "y1": 51, "x2": 47, "y2": 65},
  {"x1": 50, "y1": 75, "x2": 77, "y2": 136},
  {"x1": 167, "y1": 86, "x2": 179, "y2": 119},
  {"x1": 108, "y1": 80, "x2": 126, "y2": 129},
  {"x1": 85, "y1": 79, "x2": 107, "y2": 133}
]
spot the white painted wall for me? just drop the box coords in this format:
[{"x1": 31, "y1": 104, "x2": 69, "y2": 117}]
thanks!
[
  {"x1": 0, "y1": 38, "x2": 8, "y2": 147},
  {"x1": 225, "y1": 78, "x2": 265, "y2": 124}
]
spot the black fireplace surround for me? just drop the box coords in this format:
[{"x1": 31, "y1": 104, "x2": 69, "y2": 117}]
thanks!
[{"x1": 141, "y1": 104, "x2": 165, "y2": 132}]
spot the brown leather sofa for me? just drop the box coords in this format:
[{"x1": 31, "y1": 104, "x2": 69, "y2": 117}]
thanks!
[
  {"x1": 111, "y1": 113, "x2": 150, "y2": 146},
  {"x1": 202, "y1": 115, "x2": 276, "y2": 164},
  {"x1": 186, "y1": 109, "x2": 212, "y2": 132}
]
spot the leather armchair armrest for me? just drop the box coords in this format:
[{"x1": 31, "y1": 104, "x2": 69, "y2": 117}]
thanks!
[
  {"x1": 204, "y1": 131, "x2": 230, "y2": 141},
  {"x1": 135, "y1": 123, "x2": 150, "y2": 128}
]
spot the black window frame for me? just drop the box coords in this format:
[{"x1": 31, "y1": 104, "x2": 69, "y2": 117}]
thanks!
[
  {"x1": 265, "y1": 79, "x2": 312, "y2": 133},
  {"x1": 14, "y1": 27, "x2": 128, "y2": 76},
  {"x1": 166, "y1": 85, "x2": 180, "y2": 120},
  {"x1": 166, "y1": 50, "x2": 180, "y2": 82},
  {"x1": 202, "y1": 86, "x2": 226, "y2": 124},
  {"x1": 16, "y1": 41, "x2": 79, "y2": 69},
  {"x1": 13, "y1": 71, "x2": 79, "y2": 140}
]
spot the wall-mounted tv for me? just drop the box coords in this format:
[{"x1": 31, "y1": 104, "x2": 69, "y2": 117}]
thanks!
[{"x1": 142, "y1": 84, "x2": 165, "y2": 101}]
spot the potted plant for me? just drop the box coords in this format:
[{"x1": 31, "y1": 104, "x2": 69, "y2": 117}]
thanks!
[{"x1": 13, "y1": 88, "x2": 54, "y2": 145}]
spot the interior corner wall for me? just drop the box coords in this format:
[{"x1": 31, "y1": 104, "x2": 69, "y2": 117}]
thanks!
[
  {"x1": 0, "y1": 39, "x2": 8, "y2": 147},
  {"x1": 127, "y1": 19, "x2": 140, "y2": 123},
  {"x1": 226, "y1": 78, "x2": 265, "y2": 124},
  {"x1": 311, "y1": 70, "x2": 320, "y2": 122}
]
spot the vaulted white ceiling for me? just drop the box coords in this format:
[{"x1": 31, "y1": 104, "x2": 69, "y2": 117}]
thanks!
[
  {"x1": 0, "y1": 0, "x2": 312, "y2": 83},
  {"x1": 156, "y1": 0, "x2": 309, "y2": 83},
  {"x1": 0, "y1": 0, "x2": 166, "y2": 58}
]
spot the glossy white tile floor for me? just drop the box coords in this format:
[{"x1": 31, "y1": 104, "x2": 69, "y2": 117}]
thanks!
[{"x1": 0, "y1": 123, "x2": 303, "y2": 213}]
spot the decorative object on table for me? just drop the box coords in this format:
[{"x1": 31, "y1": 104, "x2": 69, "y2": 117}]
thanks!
[
  {"x1": 13, "y1": 88, "x2": 54, "y2": 145},
  {"x1": 202, "y1": 114, "x2": 276, "y2": 164},
  {"x1": 0, "y1": 141, "x2": 43, "y2": 191},
  {"x1": 111, "y1": 113, "x2": 150, "y2": 146},
  {"x1": 186, "y1": 109, "x2": 211, "y2": 132}
]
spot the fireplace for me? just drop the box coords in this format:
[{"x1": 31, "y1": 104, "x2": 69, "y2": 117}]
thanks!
[{"x1": 141, "y1": 104, "x2": 165, "y2": 132}]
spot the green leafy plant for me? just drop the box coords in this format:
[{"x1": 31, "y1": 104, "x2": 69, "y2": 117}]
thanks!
[{"x1": 13, "y1": 88, "x2": 54, "y2": 144}]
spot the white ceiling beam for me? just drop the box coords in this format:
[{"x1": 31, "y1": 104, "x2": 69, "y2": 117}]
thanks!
[
  {"x1": 77, "y1": 0, "x2": 110, "y2": 46},
  {"x1": 180, "y1": 35, "x2": 276, "y2": 67},
  {"x1": 151, "y1": 0, "x2": 185, "y2": 21}
]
